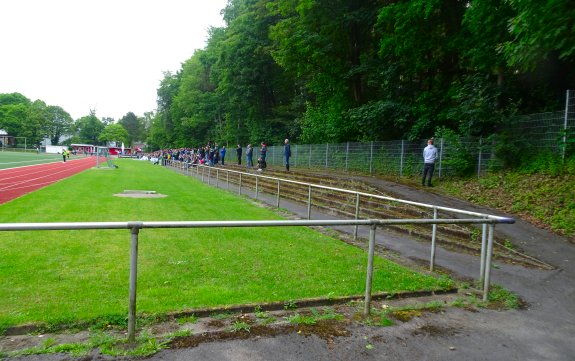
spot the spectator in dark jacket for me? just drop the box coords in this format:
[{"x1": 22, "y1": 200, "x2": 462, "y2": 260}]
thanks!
[
  {"x1": 284, "y1": 139, "x2": 291, "y2": 171},
  {"x1": 260, "y1": 142, "x2": 267, "y2": 161},
  {"x1": 236, "y1": 144, "x2": 242, "y2": 165}
]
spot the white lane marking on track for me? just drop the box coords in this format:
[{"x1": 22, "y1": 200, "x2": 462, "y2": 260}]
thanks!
[{"x1": 0, "y1": 161, "x2": 94, "y2": 191}]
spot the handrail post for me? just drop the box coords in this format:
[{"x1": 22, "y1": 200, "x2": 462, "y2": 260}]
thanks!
[
  {"x1": 479, "y1": 221, "x2": 488, "y2": 285},
  {"x1": 127, "y1": 223, "x2": 142, "y2": 343},
  {"x1": 239, "y1": 173, "x2": 242, "y2": 195},
  {"x1": 307, "y1": 185, "x2": 312, "y2": 220},
  {"x1": 483, "y1": 224, "x2": 495, "y2": 302},
  {"x1": 227, "y1": 171, "x2": 230, "y2": 190},
  {"x1": 255, "y1": 176, "x2": 259, "y2": 200},
  {"x1": 430, "y1": 208, "x2": 438, "y2": 271},
  {"x1": 276, "y1": 180, "x2": 281, "y2": 208},
  {"x1": 364, "y1": 223, "x2": 377, "y2": 316},
  {"x1": 354, "y1": 193, "x2": 360, "y2": 240},
  {"x1": 201, "y1": 165, "x2": 205, "y2": 182},
  {"x1": 216, "y1": 169, "x2": 219, "y2": 188},
  {"x1": 208, "y1": 167, "x2": 211, "y2": 185}
]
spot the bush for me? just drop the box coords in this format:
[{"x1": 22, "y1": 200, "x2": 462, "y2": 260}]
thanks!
[
  {"x1": 434, "y1": 128, "x2": 475, "y2": 177},
  {"x1": 520, "y1": 152, "x2": 565, "y2": 176}
]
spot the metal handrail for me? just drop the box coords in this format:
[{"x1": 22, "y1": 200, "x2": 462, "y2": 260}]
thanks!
[
  {"x1": 173, "y1": 160, "x2": 520, "y2": 287},
  {"x1": 0, "y1": 216, "x2": 512, "y2": 342},
  {"x1": 181, "y1": 162, "x2": 509, "y2": 222},
  {"x1": 176, "y1": 161, "x2": 516, "y2": 277}
]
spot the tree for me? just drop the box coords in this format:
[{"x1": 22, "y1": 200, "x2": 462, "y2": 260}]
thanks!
[
  {"x1": 118, "y1": 112, "x2": 143, "y2": 146},
  {"x1": 504, "y1": 0, "x2": 575, "y2": 70},
  {"x1": 0, "y1": 93, "x2": 31, "y2": 136},
  {"x1": 270, "y1": 0, "x2": 381, "y2": 142},
  {"x1": 75, "y1": 113, "x2": 105, "y2": 145},
  {"x1": 98, "y1": 123, "x2": 129, "y2": 145},
  {"x1": 46, "y1": 106, "x2": 73, "y2": 145}
]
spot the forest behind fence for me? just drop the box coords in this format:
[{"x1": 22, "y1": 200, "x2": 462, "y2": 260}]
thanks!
[{"x1": 259, "y1": 90, "x2": 575, "y2": 178}]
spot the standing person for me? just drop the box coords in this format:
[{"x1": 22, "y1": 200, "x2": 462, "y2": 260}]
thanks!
[
  {"x1": 220, "y1": 146, "x2": 226, "y2": 165},
  {"x1": 62, "y1": 149, "x2": 67, "y2": 162},
  {"x1": 422, "y1": 138, "x2": 438, "y2": 187},
  {"x1": 260, "y1": 142, "x2": 267, "y2": 161},
  {"x1": 236, "y1": 144, "x2": 242, "y2": 165},
  {"x1": 283, "y1": 138, "x2": 291, "y2": 171},
  {"x1": 246, "y1": 144, "x2": 253, "y2": 168},
  {"x1": 213, "y1": 144, "x2": 219, "y2": 165}
]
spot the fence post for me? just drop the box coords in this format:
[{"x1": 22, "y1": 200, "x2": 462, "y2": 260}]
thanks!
[
  {"x1": 345, "y1": 142, "x2": 349, "y2": 172},
  {"x1": 363, "y1": 224, "x2": 377, "y2": 316},
  {"x1": 294, "y1": 144, "x2": 298, "y2": 167},
  {"x1": 430, "y1": 208, "x2": 438, "y2": 271},
  {"x1": 400, "y1": 140, "x2": 405, "y2": 177},
  {"x1": 438, "y1": 138, "x2": 444, "y2": 178},
  {"x1": 563, "y1": 89, "x2": 571, "y2": 162},
  {"x1": 216, "y1": 169, "x2": 219, "y2": 188},
  {"x1": 255, "y1": 176, "x2": 259, "y2": 200},
  {"x1": 477, "y1": 137, "x2": 483, "y2": 178},
  {"x1": 208, "y1": 167, "x2": 211, "y2": 185},
  {"x1": 483, "y1": 224, "x2": 495, "y2": 302},
  {"x1": 369, "y1": 142, "x2": 373, "y2": 174},
  {"x1": 127, "y1": 223, "x2": 141, "y2": 343},
  {"x1": 227, "y1": 172, "x2": 230, "y2": 190}
]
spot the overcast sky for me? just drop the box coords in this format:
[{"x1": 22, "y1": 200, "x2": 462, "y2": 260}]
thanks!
[{"x1": 0, "y1": 0, "x2": 228, "y2": 121}]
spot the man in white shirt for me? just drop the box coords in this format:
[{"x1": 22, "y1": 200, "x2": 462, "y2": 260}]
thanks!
[{"x1": 422, "y1": 139, "x2": 438, "y2": 187}]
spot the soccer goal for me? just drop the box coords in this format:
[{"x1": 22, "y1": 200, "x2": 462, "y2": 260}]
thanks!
[{"x1": 95, "y1": 147, "x2": 117, "y2": 169}]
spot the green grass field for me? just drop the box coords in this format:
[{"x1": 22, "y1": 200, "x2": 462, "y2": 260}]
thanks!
[
  {"x1": 0, "y1": 151, "x2": 67, "y2": 169},
  {"x1": 0, "y1": 159, "x2": 451, "y2": 329}
]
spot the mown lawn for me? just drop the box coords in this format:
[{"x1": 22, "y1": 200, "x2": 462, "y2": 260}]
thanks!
[
  {"x1": 0, "y1": 151, "x2": 66, "y2": 169},
  {"x1": 0, "y1": 159, "x2": 451, "y2": 329}
]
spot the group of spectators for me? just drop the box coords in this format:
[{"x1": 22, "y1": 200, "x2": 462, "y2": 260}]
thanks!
[
  {"x1": 140, "y1": 139, "x2": 292, "y2": 172},
  {"x1": 138, "y1": 138, "x2": 438, "y2": 186}
]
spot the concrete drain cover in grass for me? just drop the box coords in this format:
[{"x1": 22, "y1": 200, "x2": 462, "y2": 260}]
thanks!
[{"x1": 114, "y1": 190, "x2": 167, "y2": 198}]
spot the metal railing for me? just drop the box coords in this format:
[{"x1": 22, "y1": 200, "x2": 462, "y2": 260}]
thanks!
[
  {"x1": 172, "y1": 162, "x2": 514, "y2": 291},
  {"x1": 0, "y1": 216, "x2": 512, "y2": 342}
]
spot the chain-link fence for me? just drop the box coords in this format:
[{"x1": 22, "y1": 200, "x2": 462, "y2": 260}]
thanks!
[{"x1": 249, "y1": 90, "x2": 574, "y2": 179}]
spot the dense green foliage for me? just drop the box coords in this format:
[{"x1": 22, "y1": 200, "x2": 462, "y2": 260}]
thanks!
[
  {"x1": 440, "y1": 154, "x2": 575, "y2": 238},
  {"x1": 0, "y1": 93, "x2": 73, "y2": 147},
  {"x1": 2, "y1": 0, "x2": 573, "y2": 150},
  {"x1": 150, "y1": 0, "x2": 574, "y2": 147}
]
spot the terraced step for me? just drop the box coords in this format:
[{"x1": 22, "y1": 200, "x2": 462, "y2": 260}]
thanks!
[{"x1": 169, "y1": 162, "x2": 552, "y2": 269}]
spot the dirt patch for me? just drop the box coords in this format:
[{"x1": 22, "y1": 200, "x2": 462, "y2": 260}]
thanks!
[
  {"x1": 412, "y1": 324, "x2": 460, "y2": 337},
  {"x1": 391, "y1": 310, "x2": 423, "y2": 322},
  {"x1": 206, "y1": 319, "x2": 226, "y2": 328},
  {"x1": 169, "y1": 320, "x2": 350, "y2": 349},
  {"x1": 114, "y1": 190, "x2": 167, "y2": 198}
]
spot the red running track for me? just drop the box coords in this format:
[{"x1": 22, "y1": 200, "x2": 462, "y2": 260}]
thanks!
[{"x1": 0, "y1": 157, "x2": 102, "y2": 204}]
